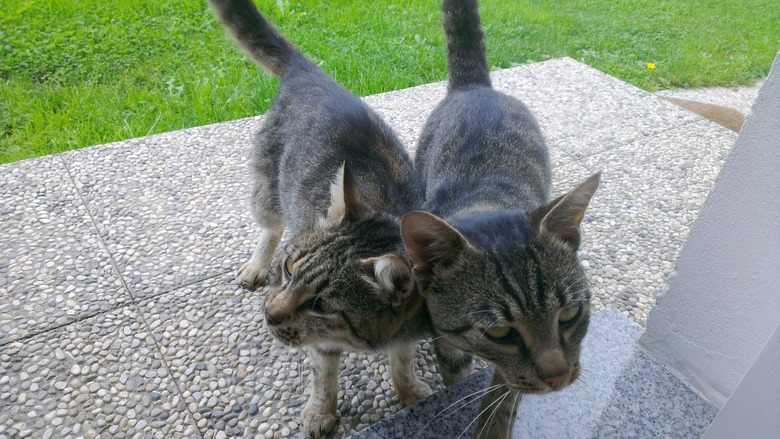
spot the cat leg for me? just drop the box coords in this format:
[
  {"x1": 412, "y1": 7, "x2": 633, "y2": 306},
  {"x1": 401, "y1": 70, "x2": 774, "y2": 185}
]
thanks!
[
  {"x1": 238, "y1": 147, "x2": 284, "y2": 289},
  {"x1": 433, "y1": 337, "x2": 473, "y2": 385},
  {"x1": 474, "y1": 371, "x2": 521, "y2": 439},
  {"x1": 389, "y1": 343, "x2": 433, "y2": 406},
  {"x1": 301, "y1": 346, "x2": 340, "y2": 438},
  {"x1": 236, "y1": 224, "x2": 283, "y2": 289}
]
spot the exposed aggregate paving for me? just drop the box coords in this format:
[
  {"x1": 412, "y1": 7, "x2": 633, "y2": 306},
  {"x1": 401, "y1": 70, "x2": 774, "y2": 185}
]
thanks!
[{"x1": 0, "y1": 58, "x2": 744, "y2": 437}]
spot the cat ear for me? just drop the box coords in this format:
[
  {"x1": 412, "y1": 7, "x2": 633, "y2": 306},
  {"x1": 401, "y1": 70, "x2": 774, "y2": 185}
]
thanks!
[
  {"x1": 320, "y1": 162, "x2": 370, "y2": 229},
  {"x1": 539, "y1": 172, "x2": 601, "y2": 249},
  {"x1": 362, "y1": 254, "x2": 417, "y2": 309},
  {"x1": 401, "y1": 211, "x2": 469, "y2": 279}
]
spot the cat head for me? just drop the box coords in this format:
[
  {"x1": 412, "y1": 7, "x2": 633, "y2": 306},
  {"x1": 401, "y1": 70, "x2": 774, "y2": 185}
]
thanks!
[
  {"x1": 402, "y1": 173, "x2": 600, "y2": 393},
  {"x1": 264, "y1": 164, "x2": 421, "y2": 349}
]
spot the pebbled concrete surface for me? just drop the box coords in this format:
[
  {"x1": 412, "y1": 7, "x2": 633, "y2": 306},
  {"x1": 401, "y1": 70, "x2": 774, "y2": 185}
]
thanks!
[{"x1": 0, "y1": 58, "x2": 747, "y2": 438}]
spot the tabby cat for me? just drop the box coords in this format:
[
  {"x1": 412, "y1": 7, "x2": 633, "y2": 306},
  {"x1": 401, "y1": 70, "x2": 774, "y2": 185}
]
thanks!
[
  {"x1": 402, "y1": 0, "x2": 601, "y2": 437},
  {"x1": 208, "y1": 0, "x2": 433, "y2": 436}
]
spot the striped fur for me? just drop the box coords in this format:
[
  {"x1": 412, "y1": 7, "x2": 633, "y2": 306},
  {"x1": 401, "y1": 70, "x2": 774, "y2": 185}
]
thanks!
[
  {"x1": 403, "y1": 1, "x2": 600, "y2": 437},
  {"x1": 207, "y1": 1, "x2": 431, "y2": 437}
]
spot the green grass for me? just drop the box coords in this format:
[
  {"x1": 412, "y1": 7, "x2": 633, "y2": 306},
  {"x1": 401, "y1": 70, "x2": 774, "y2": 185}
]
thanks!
[{"x1": 1, "y1": 0, "x2": 778, "y2": 163}]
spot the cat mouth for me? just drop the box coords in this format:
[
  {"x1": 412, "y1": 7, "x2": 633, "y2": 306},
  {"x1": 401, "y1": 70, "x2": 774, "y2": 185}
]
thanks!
[
  {"x1": 506, "y1": 384, "x2": 550, "y2": 394},
  {"x1": 267, "y1": 326, "x2": 302, "y2": 347}
]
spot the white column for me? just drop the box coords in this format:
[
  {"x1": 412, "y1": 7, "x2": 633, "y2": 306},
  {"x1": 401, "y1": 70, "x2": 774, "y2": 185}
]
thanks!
[{"x1": 638, "y1": 51, "x2": 780, "y2": 408}]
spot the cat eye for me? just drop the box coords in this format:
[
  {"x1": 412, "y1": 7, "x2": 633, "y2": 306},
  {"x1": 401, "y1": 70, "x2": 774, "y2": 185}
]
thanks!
[
  {"x1": 486, "y1": 326, "x2": 512, "y2": 339},
  {"x1": 283, "y1": 256, "x2": 295, "y2": 281},
  {"x1": 558, "y1": 305, "x2": 581, "y2": 325},
  {"x1": 301, "y1": 297, "x2": 336, "y2": 315},
  {"x1": 485, "y1": 326, "x2": 521, "y2": 344}
]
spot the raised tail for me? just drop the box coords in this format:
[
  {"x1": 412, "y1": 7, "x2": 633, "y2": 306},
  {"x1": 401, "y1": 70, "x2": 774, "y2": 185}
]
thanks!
[
  {"x1": 208, "y1": 0, "x2": 306, "y2": 76},
  {"x1": 441, "y1": 0, "x2": 491, "y2": 89}
]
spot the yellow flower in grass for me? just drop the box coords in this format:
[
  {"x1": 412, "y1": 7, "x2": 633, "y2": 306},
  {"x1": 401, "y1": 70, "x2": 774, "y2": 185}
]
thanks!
[{"x1": 647, "y1": 63, "x2": 657, "y2": 70}]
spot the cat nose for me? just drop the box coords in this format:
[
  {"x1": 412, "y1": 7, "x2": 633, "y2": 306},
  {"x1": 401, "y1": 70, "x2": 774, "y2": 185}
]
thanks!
[
  {"x1": 264, "y1": 307, "x2": 285, "y2": 326},
  {"x1": 542, "y1": 372, "x2": 567, "y2": 389},
  {"x1": 535, "y1": 347, "x2": 569, "y2": 389}
]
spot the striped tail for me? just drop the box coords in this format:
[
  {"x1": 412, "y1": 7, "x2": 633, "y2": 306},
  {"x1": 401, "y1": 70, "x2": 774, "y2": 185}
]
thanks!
[
  {"x1": 208, "y1": 0, "x2": 307, "y2": 76},
  {"x1": 441, "y1": 0, "x2": 491, "y2": 90}
]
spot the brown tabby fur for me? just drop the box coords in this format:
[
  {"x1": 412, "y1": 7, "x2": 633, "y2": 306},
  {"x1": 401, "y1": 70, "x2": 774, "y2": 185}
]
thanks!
[
  {"x1": 207, "y1": 1, "x2": 433, "y2": 436},
  {"x1": 402, "y1": 1, "x2": 601, "y2": 436}
]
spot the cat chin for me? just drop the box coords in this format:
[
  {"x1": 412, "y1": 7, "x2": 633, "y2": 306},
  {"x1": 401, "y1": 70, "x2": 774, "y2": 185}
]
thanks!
[
  {"x1": 268, "y1": 331, "x2": 366, "y2": 351},
  {"x1": 266, "y1": 328, "x2": 302, "y2": 347},
  {"x1": 505, "y1": 372, "x2": 579, "y2": 394},
  {"x1": 501, "y1": 369, "x2": 578, "y2": 394},
  {"x1": 269, "y1": 336, "x2": 302, "y2": 347}
]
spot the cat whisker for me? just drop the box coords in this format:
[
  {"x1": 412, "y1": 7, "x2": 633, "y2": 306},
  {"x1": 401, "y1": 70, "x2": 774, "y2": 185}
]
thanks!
[
  {"x1": 255, "y1": 341, "x2": 288, "y2": 370},
  {"x1": 420, "y1": 383, "x2": 504, "y2": 432},
  {"x1": 255, "y1": 348, "x2": 278, "y2": 370},
  {"x1": 282, "y1": 345, "x2": 307, "y2": 391},
  {"x1": 294, "y1": 349, "x2": 306, "y2": 390},
  {"x1": 456, "y1": 309, "x2": 496, "y2": 319},
  {"x1": 506, "y1": 393, "x2": 520, "y2": 439},
  {"x1": 476, "y1": 387, "x2": 507, "y2": 439},
  {"x1": 458, "y1": 389, "x2": 510, "y2": 439},
  {"x1": 571, "y1": 369, "x2": 595, "y2": 391},
  {"x1": 428, "y1": 334, "x2": 449, "y2": 343},
  {"x1": 480, "y1": 318, "x2": 502, "y2": 338}
]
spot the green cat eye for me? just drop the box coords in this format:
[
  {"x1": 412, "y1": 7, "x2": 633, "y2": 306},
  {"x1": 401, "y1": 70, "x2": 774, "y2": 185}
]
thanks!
[
  {"x1": 559, "y1": 305, "x2": 581, "y2": 324},
  {"x1": 486, "y1": 326, "x2": 512, "y2": 339},
  {"x1": 283, "y1": 256, "x2": 295, "y2": 280}
]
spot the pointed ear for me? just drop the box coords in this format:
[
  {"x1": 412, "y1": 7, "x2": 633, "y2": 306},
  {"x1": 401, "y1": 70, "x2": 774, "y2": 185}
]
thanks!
[
  {"x1": 539, "y1": 172, "x2": 601, "y2": 249},
  {"x1": 362, "y1": 254, "x2": 417, "y2": 309},
  {"x1": 320, "y1": 162, "x2": 370, "y2": 229},
  {"x1": 341, "y1": 162, "x2": 371, "y2": 221},
  {"x1": 401, "y1": 211, "x2": 469, "y2": 280}
]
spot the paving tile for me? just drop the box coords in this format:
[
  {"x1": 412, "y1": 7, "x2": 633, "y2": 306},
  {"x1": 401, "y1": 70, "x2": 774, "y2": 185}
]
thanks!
[
  {"x1": 0, "y1": 156, "x2": 128, "y2": 345},
  {"x1": 491, "y1": 58, "x2": 700, "y2": 159},
  {"x1": 570, "y1": 121, "x2": 737, "y2": 324},
  {"x1": 0, "y1": 305, "x2": 200, "y2": 438},
  {"x1": 61, "y1": 119, "x2": 262, "y2": 298},
  {"x1": 366, "y1": 58, "x2": 699, "y2": 160},
  {"x1": 138, "y1": 274, "x2": 452, "y2": 438},
  {"x1": 0, "y1": 58, "x2": 742, "y2": 439}
]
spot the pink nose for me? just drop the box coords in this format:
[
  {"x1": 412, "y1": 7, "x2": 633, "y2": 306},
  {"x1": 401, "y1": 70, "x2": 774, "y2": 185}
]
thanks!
[{"x1": 542, "y1": 373, "x2": 567, "y2": 389}]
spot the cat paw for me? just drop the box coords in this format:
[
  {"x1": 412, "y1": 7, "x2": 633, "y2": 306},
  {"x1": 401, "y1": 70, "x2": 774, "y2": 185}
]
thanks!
[
  {"x1": 396, "y1": 379, "x2": 433, "y2": 406},
  {"x1": 301, "y1": 406, "x2": 337, "y2": 438},
  {"x1": 440, "y1": 365, "x2": 474, "y2": 386},
  {"x1": 236, "y1": 261, "x2": 268, "y2": 290}
]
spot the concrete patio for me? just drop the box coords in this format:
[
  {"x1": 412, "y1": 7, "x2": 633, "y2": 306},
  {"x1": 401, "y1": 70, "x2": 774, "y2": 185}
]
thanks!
[{"x1": 0, "y1": 58, "x2": 743, "y2": 438}]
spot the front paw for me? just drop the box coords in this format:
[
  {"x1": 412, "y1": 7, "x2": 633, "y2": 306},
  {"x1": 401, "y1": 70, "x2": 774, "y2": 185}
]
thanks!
[
  {"x1": 396, "y1": 379, "x2": 433, "y2": 406},
  {"x1": 236, "y1": 260, "x2": 268, "y2": 290},
  {"x1": 301, "y1": 404, "x2": 337, "y2": 438}
]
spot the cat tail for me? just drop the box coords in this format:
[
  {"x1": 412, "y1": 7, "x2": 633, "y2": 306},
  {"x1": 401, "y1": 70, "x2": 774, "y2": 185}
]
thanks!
[
  {"x1": 442, "y1": 0, "x2": 491, "y2": 90},
  {"x1": 208, "y1": 0, "x2": 306, "y2": 77}
]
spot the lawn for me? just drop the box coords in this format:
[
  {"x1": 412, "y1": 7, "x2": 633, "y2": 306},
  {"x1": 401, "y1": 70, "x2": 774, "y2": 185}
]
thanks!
[{"x1": 1, "y1": 0, "x2": 778, "y2": 163}]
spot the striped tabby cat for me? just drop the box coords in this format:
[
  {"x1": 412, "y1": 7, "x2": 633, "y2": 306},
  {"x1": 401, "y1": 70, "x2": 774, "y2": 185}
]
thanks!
[
  {"x1": 208, "y1": 1, "x2": 432, "y2": 437},
  {"x1": 402, "y1": 0, "x2": 600, "y2": 437}
]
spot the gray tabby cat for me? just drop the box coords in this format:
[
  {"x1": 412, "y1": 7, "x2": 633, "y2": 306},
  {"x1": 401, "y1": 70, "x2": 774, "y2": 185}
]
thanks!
[
  {"x1": 207, "y1": 1, "x2": 432, "y2": 437},
  {"x1": 402, "y1": 0, "x2": 600, "y2": 437}
]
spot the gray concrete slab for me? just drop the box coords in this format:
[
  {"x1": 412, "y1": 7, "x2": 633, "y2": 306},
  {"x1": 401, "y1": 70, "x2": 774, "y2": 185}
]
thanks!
[
  {"x1": 574, "y1": 121, "x2": 737, "y2": 324},
  {"x1": 0, "y1": 156, "x2": 128, "y2": 345},
  {"x1": 366, "y1": 58, "x2": 701, "y2": 160},
  {"x1": 0, "y1": 305, "x2": 201, "y2": 438},
  {"x1": 0, "y1": 58, "x2": 742, "y2": 437},
  {"x1": 60, "y1": 119, "x2": 259, "y2": 299}
]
